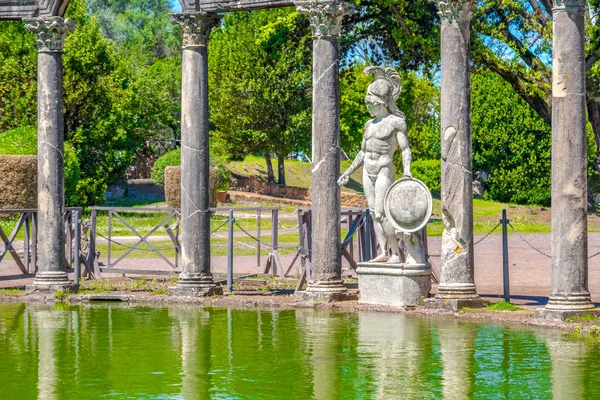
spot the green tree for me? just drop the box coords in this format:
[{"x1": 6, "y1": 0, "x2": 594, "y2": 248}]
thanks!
[
  {"x1": 0, "y1": 22, "x2": 37, "y2": 132},
  {"x1": 209, "y1": 9, "x2": 312, "y2": 185},
  {"x1": 86, "y1": 0, "x2": 180, "y2": 59},
  {"x1": 471, "y1": 72, "x2": 552, "y2": 205}
]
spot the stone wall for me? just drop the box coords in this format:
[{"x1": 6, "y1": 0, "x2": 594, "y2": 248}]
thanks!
[
  {"x1": 229, "y1": 175, "x2": 367, "y2": 207},
  {"x1": 164, "y1": 166, "x2": 218, "y2": 208},
  {"x1": 340, "y1": 192, "x2": 368, "y2": 208},
  {"x1": 230, "y1": 175, "x2": 311, "y2": 201},
  {"x1": 0, "y1": 155, "x2": 37, "y2": 209}
]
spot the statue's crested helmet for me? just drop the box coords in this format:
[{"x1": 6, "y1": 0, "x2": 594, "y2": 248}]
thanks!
[
  {"x1": 366, "y1": 79, "x2": 391, "y2": 105},
  {"x1": 364, "y1": 66, "x2": 404, "y2": 118}
]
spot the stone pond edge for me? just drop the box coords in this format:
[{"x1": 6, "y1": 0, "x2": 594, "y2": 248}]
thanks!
[{"x1": 0, "y1": 292, "x2": 596, "y2": 335}]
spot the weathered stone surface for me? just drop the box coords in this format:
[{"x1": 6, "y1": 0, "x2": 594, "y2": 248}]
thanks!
[
  {"x1": 540, "y1": 0, "x2": 597, "y2": 317},
  {"x1": 25, "y1": 17, "x2": 75, "y2": 291},
  {"x1": 24, "y1": 17, "x2": 75, "y2": 52},
  {"x1": 536, "y1": 307, "x2": 600, "y2": 322},
  {"x1": 357, "y1": 262, "x2": 431, "y2": 307},
  {"x1": 433, "y1": 0, "x2": 480, "y2": 302},
  {"x1": 295, "y1": 0, "x2": 350, "y2": 303},
  {"x1": 384, "y1": 177, "x2": 432, "y2": 233},
  {"x1": 0, "y1": 0, "x2": 70, "y2": 20},
  {"x1": 178, "y1": 0, "x2": 293, "y2": 14},
  {"x1": 171, "y1": 13, "x2": 220, "y2": 296}
]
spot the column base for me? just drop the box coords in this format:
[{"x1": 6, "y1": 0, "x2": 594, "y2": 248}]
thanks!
[
  {"x1": 536, "y1": 307, "x2": 600, "y2": 322},
  {"x1": 26, "y1": 271, "x2": 78, "y2": 294},
  {"x1": 296, "y1": 280, "x2": 348, "y2": 304},
  {"x1": 536, "y1": 294, "x2": 598, "y2": 321},
  {"x1": 169, "y1": 275, "x2": 222, "y2": 297},
  {"x1": 424, "y1": 297, "x2": 484, "y2": 311},
  {"x1": 435, "y1": 282, "x2": 480, "y2": 299},
  {"x1": 427, "y1": 282, "x2": 483, "y2": 311}
]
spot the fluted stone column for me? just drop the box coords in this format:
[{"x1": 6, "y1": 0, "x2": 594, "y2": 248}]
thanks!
[
  {"x1": 429, "y1": 0, "x2": 482, "y2": 309},
  {"x1": 296, "y1": 0, "x2": 350, "y2": 304},
  {"x1": 24, "y1": 17, "x2": 76, "y2": 293},
  {"x1": 537, "y1": 0, "x2": 598, "y2": 320},
  {"x1": 169, "y1": 13, "x2": 222, "y2": 296}
]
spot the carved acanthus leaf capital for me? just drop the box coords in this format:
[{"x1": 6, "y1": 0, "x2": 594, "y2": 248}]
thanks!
[
  {"x1": 296, "y1": 0, "x2": 352, "y2": 39},
  {"x1": 24, "y1": 17, "x2": 75, "y2": 53},
  {"x1": 431, "y1": 0, "x2": 470, "y2": 23},
  {"x1": 553, "y1": 0, "x2": 585, "y2": 11},
  {"x1": 171, "y1": 13, "x2": 221, "y2": 48}
]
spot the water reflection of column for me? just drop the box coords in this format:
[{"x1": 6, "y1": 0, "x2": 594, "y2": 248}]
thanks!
[
  {"x1": 544, "y1": 332, "x2": 588, "y2": 399},
  {"x1": 32, "y1": 307, "x2": 67, "y2": 400},
  {"x1": 357, "y1": 313, "x2": 423, "y2": 397},
  {"x1": 296, "y1": 310, "x2": 341, "y2": 399},
  {"x1": 170, "y1": 306, "x2": 212, "y2": 399},
  {"x1": 437, "y1": 321, "x2": 476, "y2": 399}
]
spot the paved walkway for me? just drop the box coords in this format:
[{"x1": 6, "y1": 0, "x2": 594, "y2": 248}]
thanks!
[{"x1": 5, "y1": 232, "x2": 600, "y2": 308}]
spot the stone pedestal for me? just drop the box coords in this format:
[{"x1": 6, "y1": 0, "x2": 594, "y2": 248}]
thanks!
[
  {"x1": 537, "y1": 0, "x2": 597, "y2": 319},
  {"x1": 295, "y1": 0, "x2": 351, "y2": 304},
  {"x1": 24, "y1": 17, "x2": 77, "y2": 294},
  {"x1": 431, "y1": 0, "x2": 482, "y2": 308},
  {"x1": 169, "y1": 13, "x2": 222, "y2": 297},
  {"x1": 357, "y1": 262, "x2": 431, "y2": 307}
]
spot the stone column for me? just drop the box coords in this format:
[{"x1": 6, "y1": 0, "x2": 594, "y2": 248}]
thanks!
[
  {"x1": 24, "y1": 17, "x2": 76, "y2": 293},
  {"x1": 537, "y1": 0, "x2": 598, "y2": 320},
  {"x1": 169, "y1": 13, "x2": 222, "y2": 296},
  {"x1": 430, "y1": 0, "x2": 482, "y2": 309},
  {"x1": 296, "y1": 0, "x2": 350, "y2": 304}
]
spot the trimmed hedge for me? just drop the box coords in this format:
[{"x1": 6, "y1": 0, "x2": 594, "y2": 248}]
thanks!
[
  {"x1": 164, "y1": 166, "x2": 219, "y2": 208},
  {"x1": 0, "y1": 156, "x2": 37, "y2": 209},
  {"x1": 0, "y1": 126, "x2": 80, "y2": 205},
  {"x1": 151, "y1": 148, "x2": 230, "y2": 190}
]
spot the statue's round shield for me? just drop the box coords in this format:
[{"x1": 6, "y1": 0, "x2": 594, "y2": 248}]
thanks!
[{"x1": 383, "y1": 177, "x2": 433, "y2": 233}]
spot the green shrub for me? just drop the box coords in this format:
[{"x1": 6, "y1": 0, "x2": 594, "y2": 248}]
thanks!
[
  {"x1": 151, "y1": 148, "x2": 180, "y2": 185},
  {"x1": 411, "y1": 159, "x2": 440, "y2": 196},
  {"x1": 0, "y1": 126, "x2": 37, "y2": 155},
  {"x1": 0, "y1": 126, "x2": 81, "y2": 205},
  {"x1": 151, "y1": 148, "x2": 231, "y2": 190}
]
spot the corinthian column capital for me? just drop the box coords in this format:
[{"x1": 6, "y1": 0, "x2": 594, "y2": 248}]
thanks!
[
  {"x1": 431, "y1": 0, "x2": 472, "y2": 23},
  {"x1": 296, "y1": 0, "x2": 352, "y2": 39},
  {"x1": 24, "y1": 16, "x2": 75, "y2": 53},
  {"x1": 171, "y1": 13, "x2": 220, "y2": 48},
  {"x1": 552, "y1": 0, "x2": 585, "y2": 12}
]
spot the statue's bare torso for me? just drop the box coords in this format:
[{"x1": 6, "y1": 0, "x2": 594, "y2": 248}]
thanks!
[{"x1": 363, "y1": 115, "x2": 406, "y2": 178}]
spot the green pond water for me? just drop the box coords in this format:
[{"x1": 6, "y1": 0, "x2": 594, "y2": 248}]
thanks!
[{"x1": 0, "y1": 303, "x2": 598, "y2": 399}]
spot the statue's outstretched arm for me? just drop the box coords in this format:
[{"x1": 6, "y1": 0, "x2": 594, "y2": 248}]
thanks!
[
  {"x1": 338, "y1": 150, "x2": 364, "y2": 186},
  {"x1": 397, "y1": 120, "x2": 412, "y2": 178}
]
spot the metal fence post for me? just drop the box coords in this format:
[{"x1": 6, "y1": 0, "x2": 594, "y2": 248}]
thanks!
[
  {"x1": 74, "y1": 209, "x2": 81, "y2": 286},
  {"x1": 271, "y1": 209, "x2": 279, "y2": 276},
  {"x1": 256, "y1": 209, "x2": 261, "y2": 270},
  {"x1": 501, "y1": 209, "x2": 510, "y2": 302},
  {"x1": 227, "y1": 208, "x2": 234, "y2": 294}
]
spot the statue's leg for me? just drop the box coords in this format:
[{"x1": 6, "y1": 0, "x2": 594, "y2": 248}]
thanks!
[
  {"x1": 363, "y1": 169, "x2": 388, "y2": 261},
  {"x1": 405, "y1": 231, "x2": 427, "y2": 264},
  {"x1": 370, "y1": 167, "x2": 394, "y2": 262}
]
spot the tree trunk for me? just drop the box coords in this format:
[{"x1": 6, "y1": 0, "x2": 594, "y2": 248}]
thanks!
[
  {"x1": 277, "y1": 154, "x2": 285, "y2": 185},
  {"x1": 265, "y1": 153, "x2": 275, "y2": 184}
]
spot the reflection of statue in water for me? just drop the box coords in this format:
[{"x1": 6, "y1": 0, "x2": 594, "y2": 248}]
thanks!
[{"x1": 338, "y1": 66, "x2": 424, "y2": 264}]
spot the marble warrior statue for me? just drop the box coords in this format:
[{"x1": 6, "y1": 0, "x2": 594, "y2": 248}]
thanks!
[{"x1": 338, "y1": 66, "x2": 417, "y2": 264}]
